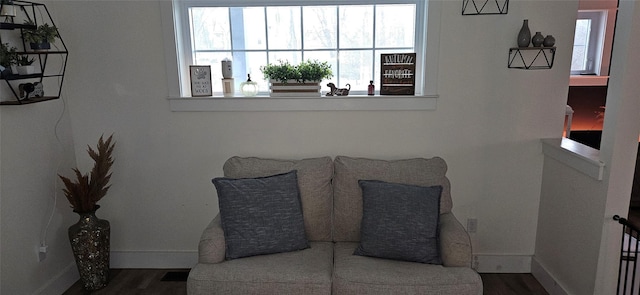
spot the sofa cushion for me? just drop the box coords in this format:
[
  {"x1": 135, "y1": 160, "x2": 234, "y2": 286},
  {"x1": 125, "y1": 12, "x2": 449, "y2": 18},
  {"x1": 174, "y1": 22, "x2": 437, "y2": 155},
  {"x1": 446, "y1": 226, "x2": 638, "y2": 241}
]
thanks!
[
  {"x1": 333, "y1": 242, "x2": 483, "y2": 295},
  {"x1": 354, "y1": 180, "x2": 442, "y2": 264},
  {"x1": 188, "y1": 242, "x2": 334, "y2": 295},
  {"x1": 223, "y1": 156, "x2": 333, "y2": 241},
  {"x1": 213, "y1": 170, "x2": 309, "y2": 259},
  {"x1": 333, "y1": 156, "x2": 453, "y2": 242}
]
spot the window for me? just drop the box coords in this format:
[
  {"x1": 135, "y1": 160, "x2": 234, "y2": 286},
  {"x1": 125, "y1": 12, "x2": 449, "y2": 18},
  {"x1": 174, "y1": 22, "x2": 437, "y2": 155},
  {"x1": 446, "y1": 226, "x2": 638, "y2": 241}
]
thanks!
[
  {"x1": 571, "y1": 10, "x2": 607, "y2": 75},
  {"x1": 170, "y1": 0, "x2": 432, "y2": 97}
]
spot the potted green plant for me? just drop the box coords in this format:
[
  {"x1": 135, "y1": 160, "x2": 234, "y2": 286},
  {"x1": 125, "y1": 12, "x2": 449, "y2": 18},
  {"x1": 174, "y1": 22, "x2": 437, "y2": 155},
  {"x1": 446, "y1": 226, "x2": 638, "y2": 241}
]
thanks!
[
  {"x1": 261, "y1": 59, "x2": 333, "y2": 83},
  {"x1": 260, "y1": 59, "x2": 333, "y2": 97},
  {"x1": 297, "y1": 60, "x2": 333, "y2": 82},
  {"x1": 22, "y1": 20, "x2": 59, "y2": 50},
  {"x1": 261, "y1": 60, "x2": 300, "y2": 83},
  {"x1": 16, "y1": 55, "x2": 36, "y2": 75},
  {"x1": 59, "y1": 134, "x2": 115, "y2": 291},
  {"x1": 0, "y1": 42, "x2": 18, "y2": 77}
]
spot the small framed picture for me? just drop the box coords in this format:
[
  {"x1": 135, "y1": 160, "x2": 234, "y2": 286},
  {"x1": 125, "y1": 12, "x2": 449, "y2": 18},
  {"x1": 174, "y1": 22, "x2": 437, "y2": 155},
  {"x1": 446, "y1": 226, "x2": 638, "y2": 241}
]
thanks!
[{"x1": 190, "y1": 65, "x2": 212, "y2": 97}]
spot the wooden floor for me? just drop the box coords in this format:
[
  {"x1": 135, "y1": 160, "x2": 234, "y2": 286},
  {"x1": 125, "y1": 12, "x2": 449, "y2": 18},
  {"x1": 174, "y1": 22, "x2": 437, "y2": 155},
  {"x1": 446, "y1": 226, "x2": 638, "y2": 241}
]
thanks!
[
  {"x1": 63, "y1": 269, "x2": 549, "y2": 295},
  {"x1": 63, "y1": 269, "x2": 188, "y2": 295},
  {"x1": 481, "y1": 273, "x2": 549, "y2": 295}
]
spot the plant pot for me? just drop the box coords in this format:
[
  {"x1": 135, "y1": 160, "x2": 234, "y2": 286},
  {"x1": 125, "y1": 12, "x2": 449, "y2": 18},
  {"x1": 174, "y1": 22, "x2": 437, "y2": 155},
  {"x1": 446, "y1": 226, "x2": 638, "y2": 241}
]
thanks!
[
  {"x1": 269, "y1": 79, "x2": 321, "y2": 97},
  {"x1": 10, "y1": 65, "x2": 17, "y2": 74},
  {"x1": 30, "y1": 42, "x2": 51, "y2": 51},
  {"x1": 69, "y1": 206, "x2": 110, "y2": 291},
  {"x1": 0, "y1": 4, "x2": 16, "y2": 17},
  {"x1": 16, "y1": 65, "x2": 36, "y2": 75}
]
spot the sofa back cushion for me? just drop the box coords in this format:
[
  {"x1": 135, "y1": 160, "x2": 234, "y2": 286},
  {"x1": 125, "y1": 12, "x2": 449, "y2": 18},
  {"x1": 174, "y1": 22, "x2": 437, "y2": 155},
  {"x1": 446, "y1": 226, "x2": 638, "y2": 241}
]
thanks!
[
  {"x1": 333, "y1": 156, "x2": 453, "y2": 242},
  {"x1": 223, "y1": 156, "x2": 334, "y2": 242}
]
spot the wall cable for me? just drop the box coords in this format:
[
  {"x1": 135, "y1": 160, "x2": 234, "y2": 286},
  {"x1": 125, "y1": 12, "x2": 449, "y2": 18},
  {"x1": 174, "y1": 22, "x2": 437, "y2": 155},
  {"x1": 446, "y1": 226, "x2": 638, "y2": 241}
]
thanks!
[{"x1": 39, "y1": 37, "x2": 68, "y2": 250}]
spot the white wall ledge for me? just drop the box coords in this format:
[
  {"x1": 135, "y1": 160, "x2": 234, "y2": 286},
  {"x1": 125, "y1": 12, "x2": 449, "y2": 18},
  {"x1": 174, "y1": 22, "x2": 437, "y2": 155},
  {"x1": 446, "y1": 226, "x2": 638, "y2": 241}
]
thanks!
[
  {"x1": 541, "y1": 138, "x2": 605, "y2": 180},
  {"x1": 168, "y1": 95, "x2": 438, "y2": 112}
]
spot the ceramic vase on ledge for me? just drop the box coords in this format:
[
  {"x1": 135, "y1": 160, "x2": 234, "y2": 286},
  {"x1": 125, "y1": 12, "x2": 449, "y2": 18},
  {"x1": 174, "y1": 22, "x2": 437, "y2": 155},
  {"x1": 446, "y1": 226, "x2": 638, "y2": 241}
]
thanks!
[
  {"x1": 69, "y1": 205, "x2": 110, "y2": 291},
  {"x1": 543, "y1": 35, "x2": 556, "y2": 47},
  {"x1": 532, "y1": 32, "x2": 545, "y2": 47},
  {"x1": 517, "y1": 19, "x2": 531, "y2": 47}
]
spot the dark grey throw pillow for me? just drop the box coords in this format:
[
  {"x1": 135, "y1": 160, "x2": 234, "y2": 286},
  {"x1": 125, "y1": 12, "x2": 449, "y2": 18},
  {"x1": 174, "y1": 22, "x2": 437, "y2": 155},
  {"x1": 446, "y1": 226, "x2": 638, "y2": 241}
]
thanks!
[
  {"x1": 212, "y1": 170, "x2": 309, "y2": 260},
  {"x1": 354, "y1": 180, "x2": 443, "y2": 264}
]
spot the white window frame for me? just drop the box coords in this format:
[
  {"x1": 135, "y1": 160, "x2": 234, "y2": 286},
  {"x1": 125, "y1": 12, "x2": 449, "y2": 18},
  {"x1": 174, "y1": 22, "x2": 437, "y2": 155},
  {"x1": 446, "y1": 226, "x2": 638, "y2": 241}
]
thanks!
[
  {"x1": 571, "y1": 10, "x2": 607, "y2": 76},
  {"x1": 160, "y1": 0, "x2": 441, "y2": 111}
]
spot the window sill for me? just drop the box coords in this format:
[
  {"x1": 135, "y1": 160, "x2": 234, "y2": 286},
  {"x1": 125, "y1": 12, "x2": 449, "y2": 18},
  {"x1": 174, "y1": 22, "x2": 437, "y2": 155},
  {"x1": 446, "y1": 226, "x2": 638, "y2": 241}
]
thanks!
[
  {"x1": 541, "y1": 138, "x2": 605, "y2": 180},
  {"x1": 569, "y1": 75, "x2": 609, "y2": 86},
  {"x1": 168, "y1": 95, "x2": 438, "y2": 112}
]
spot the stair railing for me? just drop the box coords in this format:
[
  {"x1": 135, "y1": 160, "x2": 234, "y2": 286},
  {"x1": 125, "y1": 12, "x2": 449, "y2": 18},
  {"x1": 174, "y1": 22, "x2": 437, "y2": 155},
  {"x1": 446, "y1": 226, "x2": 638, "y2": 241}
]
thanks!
[{"x1": 614, "y1": 215, "x2": 640, "y2": 295}]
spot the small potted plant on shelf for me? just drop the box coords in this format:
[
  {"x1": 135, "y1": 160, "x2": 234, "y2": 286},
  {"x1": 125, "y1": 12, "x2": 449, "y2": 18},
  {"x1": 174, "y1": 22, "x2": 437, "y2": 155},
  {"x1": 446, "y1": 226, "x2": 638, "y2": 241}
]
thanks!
[
  {"x1": 16, "y1": 55, "x2": 36, "y2": 75},
  {"x1": 22, "y1": 20, "x2": 59, "y2": 50},
  {"x1": 260, "y1": 59, "x2": 332, "y2": 97},
  {"x1": 0, "y1": 42, "x2": 18, "y2": 78}
]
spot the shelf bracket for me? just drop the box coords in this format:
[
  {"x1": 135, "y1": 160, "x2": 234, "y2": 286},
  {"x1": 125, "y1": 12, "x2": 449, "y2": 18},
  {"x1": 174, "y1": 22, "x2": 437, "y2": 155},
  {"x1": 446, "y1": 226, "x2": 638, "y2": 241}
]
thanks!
[{"x1": 508, "y1": 47, "x2": 556, "y2": 70}]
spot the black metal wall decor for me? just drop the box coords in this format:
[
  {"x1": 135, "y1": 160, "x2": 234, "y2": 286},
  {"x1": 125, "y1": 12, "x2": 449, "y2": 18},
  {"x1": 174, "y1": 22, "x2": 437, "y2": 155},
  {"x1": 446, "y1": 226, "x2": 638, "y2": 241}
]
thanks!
[
  {"x1": 508, "y1": 47, "x2": 556, "y2": 70},
  {"x1": 0, "y1": 0, "x2": 68, "y2": 105},
  {"x1": 462, "y1": 0, "x2": 509, "y2": 15}
]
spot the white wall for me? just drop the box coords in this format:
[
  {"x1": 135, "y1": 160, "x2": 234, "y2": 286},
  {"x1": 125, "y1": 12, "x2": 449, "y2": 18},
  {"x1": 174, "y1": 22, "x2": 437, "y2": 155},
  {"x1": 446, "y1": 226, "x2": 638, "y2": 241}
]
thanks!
[
  {"x1": 535, "y1": 0, "x2": 640, "y2": 294},
  {"x1": 0, "y1": 99, "x2": 78, "y2": 294},
  {"x1": 0, "y1": 0, "x2": 581, "y2": 292},
  {"x1": 50, "y1": 0, "x2": 577, "y2": 261}
]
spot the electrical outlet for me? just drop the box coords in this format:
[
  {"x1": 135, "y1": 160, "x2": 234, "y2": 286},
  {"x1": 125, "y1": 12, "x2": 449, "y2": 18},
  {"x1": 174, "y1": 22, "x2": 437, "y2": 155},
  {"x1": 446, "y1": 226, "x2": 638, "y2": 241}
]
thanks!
[
  {"x1": 38, "y1": 245, "x2": 47, "y2": 262},
  {"x1": 467, "y1": 218, "x2": 477, "y2": 233}
]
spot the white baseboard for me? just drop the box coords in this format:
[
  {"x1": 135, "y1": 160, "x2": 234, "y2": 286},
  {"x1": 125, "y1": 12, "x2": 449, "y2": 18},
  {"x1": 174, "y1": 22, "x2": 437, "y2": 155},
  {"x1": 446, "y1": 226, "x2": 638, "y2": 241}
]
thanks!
[
  {"x1": 35, "y1": 262, "x2": 79, "y2": 295},
  {"x1": 110, "y1": 250, "x2": 198, "y2": 269},
  {"x1": 531, "y1": 257, "x2": 570, "y2": 295},
  {"x1": 473, "y1": 254, "x2": 532, "y2": 273}
]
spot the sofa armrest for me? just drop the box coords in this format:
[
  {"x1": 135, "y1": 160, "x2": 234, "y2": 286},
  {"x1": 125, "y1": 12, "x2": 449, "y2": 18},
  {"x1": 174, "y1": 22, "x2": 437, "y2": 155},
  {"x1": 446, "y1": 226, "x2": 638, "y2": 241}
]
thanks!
[
  {"x1": 439, "y1": 212, "x2": 473, "y2": 267},
  {"x1": 198, "y1": 213, "x2": 226, "y2": 264}
]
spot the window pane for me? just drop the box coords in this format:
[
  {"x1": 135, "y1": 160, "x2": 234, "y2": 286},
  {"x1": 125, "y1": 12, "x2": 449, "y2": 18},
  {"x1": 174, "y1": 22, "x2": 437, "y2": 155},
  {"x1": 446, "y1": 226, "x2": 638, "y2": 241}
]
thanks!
[
  {"x1": 267, "y1": 6, "x2": 301, "y2": 50},
  {"x1": 339, "y1": 50, "x2": 374, "y2": 91},
  {"x1": 190, "y1": 7, "x2": 231, "y2": 51},
  {"x1": 304, "y1": 50, "x2": 338, "y2": 84},
  {"x1": 303, "y1": 6, "x2": 337, "y2": 49},
  {"x1": 268, "y1": 51, "x2": 302, "y2": 67},
  {"x1": 573, "y1": 19, "x2": 591, "y2": 46},
  {"x1": 571, "y1": 19, "x2": 591, "y2": 72},
  {"x1": 233, "y1": 51, "x2": 269, "y2": 92},
  {"x1": 180, "y1": 2, "x2": 423, "y2": 97},
  {"x1": 193, "y1": 51, "x2": 232, "y2": 93},
  {"x1": 339, "y1": 5, "x2": 374, "y2": 49},
  {"x1": 231, "y1": 7, "x2": 267, "y2": 50},
  {"x1": 571, "y1": 46, "x2": 587, "y2": 71},
  {"x1": 375, "y1": 4, "x2": 415, "y2": 48}
]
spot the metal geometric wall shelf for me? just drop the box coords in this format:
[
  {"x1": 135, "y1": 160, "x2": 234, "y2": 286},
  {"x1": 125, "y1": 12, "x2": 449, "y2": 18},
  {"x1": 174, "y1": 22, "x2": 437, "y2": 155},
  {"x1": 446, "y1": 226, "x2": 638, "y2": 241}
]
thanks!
[
  {"x1": 0, "y1": 1, "x2": 68, "y2": 105},
  {"x1": 462, "y1": 0, "x2": 509, "y2": 15},
  {"x1": 508, "y1": 47, "x2": 556, "y2": 70}
]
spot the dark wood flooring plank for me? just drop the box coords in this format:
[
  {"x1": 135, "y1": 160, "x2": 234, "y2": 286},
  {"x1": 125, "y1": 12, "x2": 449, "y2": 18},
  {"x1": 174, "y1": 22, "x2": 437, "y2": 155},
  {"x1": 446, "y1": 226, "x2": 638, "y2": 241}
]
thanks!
[
  {"x1": 481, "y1": 273, "x2": 549, "y2": 295},
  {"x1": 64, "y1": 269, "x2": 548, "y2": 295},
  {"x1": 62, "y1": 269, "x2": 188, "y2": 295}
]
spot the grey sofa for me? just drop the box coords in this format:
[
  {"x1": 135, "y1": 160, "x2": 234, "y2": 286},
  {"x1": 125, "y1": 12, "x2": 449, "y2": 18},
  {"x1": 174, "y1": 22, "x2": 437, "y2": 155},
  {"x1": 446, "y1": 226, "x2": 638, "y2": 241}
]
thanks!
[{"x1": 187, "y1": 156, "x2": 482, "y2": 294}]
